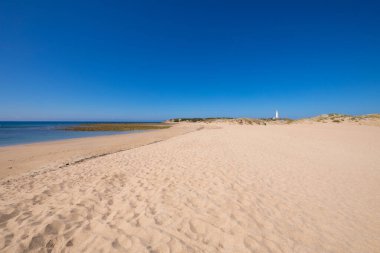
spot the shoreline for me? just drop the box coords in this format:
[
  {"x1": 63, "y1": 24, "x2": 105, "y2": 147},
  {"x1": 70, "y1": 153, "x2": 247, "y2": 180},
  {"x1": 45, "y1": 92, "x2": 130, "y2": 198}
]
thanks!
[
  {"x1": 0, "y1": 123, "x2": 200, "y2": 180},
  {"x1": 0, "y1": 121, "x2": 172, "y2": 147},
  {"x1": 0, "y1": 129, "x2": 147, "y2": 148}
]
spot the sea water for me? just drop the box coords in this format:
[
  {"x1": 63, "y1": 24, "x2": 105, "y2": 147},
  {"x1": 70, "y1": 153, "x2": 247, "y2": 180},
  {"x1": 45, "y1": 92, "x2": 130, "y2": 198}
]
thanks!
[{"x1": 0, "y1": 121, "x2": 134, "y2": 146}]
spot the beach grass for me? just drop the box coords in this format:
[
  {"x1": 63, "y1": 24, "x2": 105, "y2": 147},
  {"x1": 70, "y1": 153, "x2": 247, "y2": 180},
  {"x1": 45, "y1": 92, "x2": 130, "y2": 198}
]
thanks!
[{"x1": 63, "y1": 123, "x2": 171, "y2": 131}]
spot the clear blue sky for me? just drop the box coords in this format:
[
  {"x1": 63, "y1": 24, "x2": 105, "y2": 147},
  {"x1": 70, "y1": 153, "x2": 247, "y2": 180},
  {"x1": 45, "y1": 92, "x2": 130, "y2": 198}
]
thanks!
[{"x1": 1, "y1": 1, "x2": 379, "y2": 121}]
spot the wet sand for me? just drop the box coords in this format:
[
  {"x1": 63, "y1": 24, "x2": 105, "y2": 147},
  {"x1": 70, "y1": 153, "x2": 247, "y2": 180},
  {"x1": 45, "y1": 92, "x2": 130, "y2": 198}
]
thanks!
[{"x1": 0, "y1": 123, "x2": 379, "y2": 252}]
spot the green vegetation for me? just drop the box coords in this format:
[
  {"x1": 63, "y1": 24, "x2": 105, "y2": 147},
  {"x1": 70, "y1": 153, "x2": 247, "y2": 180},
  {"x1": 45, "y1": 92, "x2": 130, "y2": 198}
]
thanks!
[
  {"x1": 168, "y1": 117, "x2": 295, "y2": 125},
  {"x1": 305, "y1": 113, "x2": 380, "y2": 124},
  {"x1": 170, "y1": 117, "x2": 233, "y2": 122},
  {"x1": 168, "y1": 114, "x2": 380, "y2": 125},
  {"x1": 64, "y1": 123, "x2": 171, "y2": 131},
  {"x1": 356, "y1": 114, "x2": 380, "y2": 119},
  {"x1": 327, "y1": 113, "x2": 349, "y2": 117}
]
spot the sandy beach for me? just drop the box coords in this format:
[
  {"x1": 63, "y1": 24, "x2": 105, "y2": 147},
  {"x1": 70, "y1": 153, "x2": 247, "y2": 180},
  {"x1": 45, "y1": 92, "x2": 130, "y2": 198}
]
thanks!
[{"x1": 1, "y1": 122, "x2": 380, "y2": 252}]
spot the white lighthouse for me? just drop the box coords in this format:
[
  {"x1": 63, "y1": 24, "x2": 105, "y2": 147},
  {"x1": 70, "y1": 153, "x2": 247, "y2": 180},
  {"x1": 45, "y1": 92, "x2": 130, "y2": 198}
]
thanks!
[{"x1": 275, "y1": 110, "x2": 279, "y2": 119}]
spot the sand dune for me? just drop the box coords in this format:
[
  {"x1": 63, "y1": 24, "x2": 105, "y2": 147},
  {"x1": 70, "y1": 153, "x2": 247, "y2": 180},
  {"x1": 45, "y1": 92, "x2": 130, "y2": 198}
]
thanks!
[{"x1": 1, "y1": 123, "x2": 380, "y2": 252}]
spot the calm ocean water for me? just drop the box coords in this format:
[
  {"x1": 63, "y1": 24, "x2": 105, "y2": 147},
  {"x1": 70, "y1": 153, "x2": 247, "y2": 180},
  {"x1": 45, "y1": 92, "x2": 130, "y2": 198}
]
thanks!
[{"x1": 0, "y1": 121, "x2": 139, "y2": 147}]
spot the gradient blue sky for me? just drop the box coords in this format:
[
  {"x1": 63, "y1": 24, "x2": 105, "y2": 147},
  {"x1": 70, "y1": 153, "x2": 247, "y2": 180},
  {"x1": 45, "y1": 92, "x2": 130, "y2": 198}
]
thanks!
[{"x1": 1, "y1": 1, "x2": 379, "y2": 121}]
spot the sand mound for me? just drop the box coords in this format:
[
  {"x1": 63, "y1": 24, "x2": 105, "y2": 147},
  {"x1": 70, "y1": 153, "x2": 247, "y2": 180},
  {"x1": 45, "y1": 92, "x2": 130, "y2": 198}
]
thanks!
[{"x1": 296, "y1": 113, "x2": 380, "y2": 126}]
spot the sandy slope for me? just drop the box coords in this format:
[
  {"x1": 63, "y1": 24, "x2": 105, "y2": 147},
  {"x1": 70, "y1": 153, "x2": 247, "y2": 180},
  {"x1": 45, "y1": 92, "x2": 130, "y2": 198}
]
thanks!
[{"x1": 0, "y1": 123, "x2": 380, "y2": 252}]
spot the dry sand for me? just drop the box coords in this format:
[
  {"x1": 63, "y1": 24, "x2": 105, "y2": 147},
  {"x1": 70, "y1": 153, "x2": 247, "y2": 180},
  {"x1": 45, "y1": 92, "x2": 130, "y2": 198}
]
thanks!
[{"x1": 0, "y1": 123, "x2": 380, "y2": 252}]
